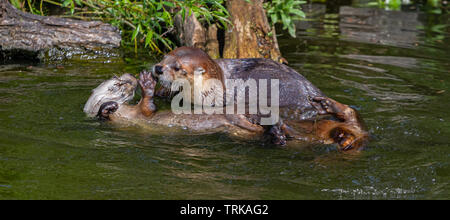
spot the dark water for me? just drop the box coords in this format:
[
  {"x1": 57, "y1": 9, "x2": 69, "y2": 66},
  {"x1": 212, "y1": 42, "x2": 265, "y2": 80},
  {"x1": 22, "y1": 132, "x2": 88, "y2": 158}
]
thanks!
[{"x1": 0, "y1": 3, "x2": 449, "y2": 199}]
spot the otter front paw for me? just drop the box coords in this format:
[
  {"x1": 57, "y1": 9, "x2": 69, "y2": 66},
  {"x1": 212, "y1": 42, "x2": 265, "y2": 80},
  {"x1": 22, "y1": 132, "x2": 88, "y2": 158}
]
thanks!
[
  {"x1": 97, "y1": 101, "x2": 119, "y2": 121},
  {"x1": 139, "y1": 70, "x2": 157, "y2": 98}
]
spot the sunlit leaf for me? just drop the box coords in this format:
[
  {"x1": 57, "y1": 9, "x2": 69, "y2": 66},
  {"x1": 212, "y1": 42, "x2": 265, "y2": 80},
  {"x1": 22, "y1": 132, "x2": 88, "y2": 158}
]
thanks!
[{"x1": 132, "y1": 23, "x2": 141, "y2": 41}]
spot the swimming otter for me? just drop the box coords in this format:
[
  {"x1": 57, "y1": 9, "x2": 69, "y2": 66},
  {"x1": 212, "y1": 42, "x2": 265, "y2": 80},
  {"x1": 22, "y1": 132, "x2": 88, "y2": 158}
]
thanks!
[
  {"x1": 84, "y1": 72, "x2": 368, "y2": 152},
  {"x1": 150, "y1": 47, "x2": 368, "y2": 150},
  {"x1": 152, "y1": 47, "x2": 323, "y2": 119}
]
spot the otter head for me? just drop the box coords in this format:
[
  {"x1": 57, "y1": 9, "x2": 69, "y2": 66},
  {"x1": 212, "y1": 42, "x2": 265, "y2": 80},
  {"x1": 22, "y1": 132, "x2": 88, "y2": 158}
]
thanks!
[
  {"x1": 152, "y1": 46, "x2": 225, "y2": 91},
  {"x1": 83, "y1": 73, "x2": 138, "y2": 117}
]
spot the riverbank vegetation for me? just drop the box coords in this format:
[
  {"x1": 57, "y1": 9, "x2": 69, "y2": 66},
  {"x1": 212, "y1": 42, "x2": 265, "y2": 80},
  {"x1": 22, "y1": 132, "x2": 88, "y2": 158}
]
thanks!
[
  {"x1": 4, "y1": 0, "x2": 446, "y2": 58},
  {"x1": 8, "y1": 0, "x2": 307, "y2": 53}
]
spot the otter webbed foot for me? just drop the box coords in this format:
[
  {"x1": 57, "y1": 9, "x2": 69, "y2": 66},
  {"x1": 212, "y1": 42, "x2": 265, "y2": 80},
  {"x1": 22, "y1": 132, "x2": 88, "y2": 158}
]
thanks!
[
  {"x1": 331, "y1": 128, "x2": 355, "y2": 151},
  {"x1": 97, "y1": 101, "x2": 119, "y2": 121},
  {"x1": 312, "y1": 97, "x2": 358, "y2": 123},
  {"x1": 313, "y1": 97, "x2": 368, "y2": 151},
  {"x1": 311, "y1": 97, "x2": 342, "y2": 115}
]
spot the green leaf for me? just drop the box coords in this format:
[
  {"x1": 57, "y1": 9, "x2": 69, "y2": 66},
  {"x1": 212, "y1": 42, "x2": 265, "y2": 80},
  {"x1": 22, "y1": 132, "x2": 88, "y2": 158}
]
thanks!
[
  {"x1": 213, "y1": 2, "x2": 229, "y2": 16},
  {"x1": 155, "y1": 34, "x2": 172, "y2": 50},
  {"x1": 62, "y1": 0, "x2": 72, "y2": 7},
  {"x1": 70, "y1": 1, "x2": 75, "y2": 15},
  {"x1": 145, "y1": 30, "x2": 154, "y2": 48},
  {"x1": 271, "y1": 14, "x2": 278, "y2": 25},
  {"x1": 292, "y1": 1, "x2": 307, "y2": 6},
  {"x1": 290, "y1": 9, "x2": 305, "y2": 18},
  {"x1": 10, "y1": 0, "x2": 22, "y2": 10},
  {"x1": 132, "y1": 24, "x2": 141, "y2": 41},
  {"x1": 288, "y1": 24, "x2": 296, "y2": 38},
  {"x1": 162, "y1": 1, "x2": 175, "y2": 8},
  {"x1": 280, "y1": 13, "x2": 291, "y2": 30}
]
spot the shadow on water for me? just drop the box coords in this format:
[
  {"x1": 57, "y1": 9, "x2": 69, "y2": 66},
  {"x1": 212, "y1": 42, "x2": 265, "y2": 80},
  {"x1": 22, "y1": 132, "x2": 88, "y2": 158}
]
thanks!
[{"x1": 0, "y1": 1, "x2": 449, "y2": 199}]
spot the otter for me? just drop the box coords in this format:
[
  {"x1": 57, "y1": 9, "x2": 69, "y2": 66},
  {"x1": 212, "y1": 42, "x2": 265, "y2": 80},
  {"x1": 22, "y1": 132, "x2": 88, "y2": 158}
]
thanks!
[
  {"x1": 152, "y1": 47, "x2": 323, "y2": 119},
  {"x1": 150, "y1": 46, "x2": 368, "y2": 150},
  {"x1": 84, "y1": 72, "x2": 368, "y2": 152},
  {"x1": 84, "y1": 73, "x2": 264, "y2": 137}
]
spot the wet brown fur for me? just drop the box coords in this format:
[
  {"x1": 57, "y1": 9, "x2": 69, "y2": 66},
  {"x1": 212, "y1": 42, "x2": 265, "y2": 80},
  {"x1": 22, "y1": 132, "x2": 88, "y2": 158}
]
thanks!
[
  {"x1": 150, "y1": 47, "x2": 369, "y2": 151},
  {"x1": 160, "y1": 47, "x2": 225, "y2": 88}
]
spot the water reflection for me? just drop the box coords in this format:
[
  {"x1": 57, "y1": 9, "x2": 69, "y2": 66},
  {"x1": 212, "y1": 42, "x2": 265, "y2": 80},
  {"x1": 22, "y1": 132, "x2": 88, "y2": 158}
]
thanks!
[
  {"x1": 296, "y1": 2, "x2": 448, "y2": 48},
  {"x1": 340, "y1": 6, "x2": 422, "y2": 47},
  {"x1": 340, "y1": 54, "x2": 418, "y2": 68}
]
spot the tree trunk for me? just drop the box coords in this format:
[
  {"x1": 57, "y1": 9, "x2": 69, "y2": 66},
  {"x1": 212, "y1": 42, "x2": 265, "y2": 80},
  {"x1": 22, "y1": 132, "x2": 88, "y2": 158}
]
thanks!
[
  {"x1": 223, "y1": 0, "x2": 286, "y2": 63},
  {"x1": 0, "y1": 0, "x2": 121, "y2": 54},
  {"x1": 174, "y1": 12, "x2": 220, "y2": 59},
  {"x1": 173, "y1": 1, "x2": 285, "y2": 62},
  {"x1": 205, "y1": 24, "x2": 220, "y2": 59}
]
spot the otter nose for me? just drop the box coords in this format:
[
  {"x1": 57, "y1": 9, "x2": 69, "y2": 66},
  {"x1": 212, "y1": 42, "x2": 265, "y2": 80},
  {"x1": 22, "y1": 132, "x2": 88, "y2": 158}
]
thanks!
[{"x1": 154, "y1": 65, "x2": 163, "y2": 75}]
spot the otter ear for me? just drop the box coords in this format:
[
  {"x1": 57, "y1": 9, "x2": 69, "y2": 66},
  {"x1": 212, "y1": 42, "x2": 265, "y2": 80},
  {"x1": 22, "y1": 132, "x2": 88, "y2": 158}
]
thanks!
[{"x1": 194, "y1": 67, "x2": 205, "y2": 75}]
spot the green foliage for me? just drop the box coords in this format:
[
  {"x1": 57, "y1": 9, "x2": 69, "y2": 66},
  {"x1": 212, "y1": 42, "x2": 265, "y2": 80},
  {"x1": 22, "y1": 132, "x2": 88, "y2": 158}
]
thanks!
[
  {"x1": 264, "y1": 0, "x2": 306, "y2": 38},
  {"x1": 10, "y1": 0, "x2": 231, "y2": 54},
  {"x1": 425, "y1": 0, "x2": 444, "y2": 14},
  {"x1": 10, "y1": 0, "x2": 307, "y2": 52},
  {"x1": 10, "y1": 0, "x2": 24, "y2": 10},
  {"x1": 177, "y1": 0, "x2": 231, "y2": 29},
  {"x1": 367, "y1": 0, "x2": 402, "y2": 10},
  {"x1": 367, "y1": 0, "x2": 445, "y2": 13}
]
